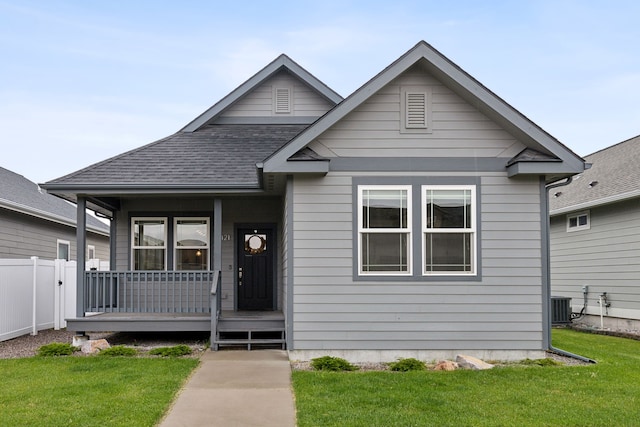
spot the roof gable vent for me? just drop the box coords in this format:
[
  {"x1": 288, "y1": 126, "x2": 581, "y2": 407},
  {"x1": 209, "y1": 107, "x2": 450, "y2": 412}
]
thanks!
[
  {"x1": 405, "y1": 91, "x2": 427, "y2": 128},
  {"x1": 274, "y1": 87, "x2": 291, "y2": 114}
]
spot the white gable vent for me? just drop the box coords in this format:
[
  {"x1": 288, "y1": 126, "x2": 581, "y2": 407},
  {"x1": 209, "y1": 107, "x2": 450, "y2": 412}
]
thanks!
[
  {"x1": 405, "y1": 91, "x2": 427, "y2": 128},
  {"x1": 274, "y1": 87, "x2": 291, "y2": 114}
]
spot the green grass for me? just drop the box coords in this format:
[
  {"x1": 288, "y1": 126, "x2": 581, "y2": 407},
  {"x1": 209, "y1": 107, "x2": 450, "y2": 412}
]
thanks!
[
  {"x1": 292, "y1": 329, "x2": 640, "y2": 427},
  {"x1": 0, "y1": 356, "x2": 198, "y2": 427}
]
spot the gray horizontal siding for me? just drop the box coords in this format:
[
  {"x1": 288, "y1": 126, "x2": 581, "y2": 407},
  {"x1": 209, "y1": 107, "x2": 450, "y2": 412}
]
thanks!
[
  {"x1": 291, "y1": 172, "x2": 544, "y2": 351},
  {"x1": 551, "y1": 198, "x2": 640, "y2": 315},
  {"x1": 221, "y1": 70, "x2": 333, "y2": 118},
  {"x1": 309, "y1": 68, "x2": 525, "y2": 159},
  {"x1": 0, "y1": 209, "x2": 108, "y2": 261}
]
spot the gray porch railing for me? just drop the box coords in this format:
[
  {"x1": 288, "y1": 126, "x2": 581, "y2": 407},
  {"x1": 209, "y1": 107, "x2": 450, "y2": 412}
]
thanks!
[
  {"x1": 84, "y1": 270, "x2": 219, "y2": 313},
  {"x1": 210, "y1": 271, "x2": 221, "y2": 349}
]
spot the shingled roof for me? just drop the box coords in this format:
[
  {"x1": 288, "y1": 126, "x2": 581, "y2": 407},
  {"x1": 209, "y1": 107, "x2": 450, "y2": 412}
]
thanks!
[
  {"x1": 549, "y1": 134, "x2": 640, "y2": 214},
  {"x1": 0, "y1": 167, "x2": 109, "y2": 234},
  {"x1": 45, "y1": 124, "x2": 307, "y2": 190}
]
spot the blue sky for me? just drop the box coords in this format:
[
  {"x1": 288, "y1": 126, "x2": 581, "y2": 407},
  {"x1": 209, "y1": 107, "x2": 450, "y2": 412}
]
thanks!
[{"x1": 1, "y1": 1, "x2": 639, "y2": 184}]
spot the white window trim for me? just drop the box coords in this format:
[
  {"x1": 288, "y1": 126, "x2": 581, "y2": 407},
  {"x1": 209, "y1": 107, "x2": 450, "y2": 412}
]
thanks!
[
  {"x1": 173, "y1": 217, "x2": 210, "y2": 270},
  {"x1": 357, "y1": 185, "x2": 413, "y2": 276},
  {"x1": 422, "y1": 185, "x2": 477, "y2": 276},
  {"x1": 57, "y1": 239, "x2": 70, "y2": 261},
  {"x1": 131, "y1": 217, "x2": 167, "y2": 271},
  {"x1": 567, "y1": 211, "x2": 590, "y2": 232}
]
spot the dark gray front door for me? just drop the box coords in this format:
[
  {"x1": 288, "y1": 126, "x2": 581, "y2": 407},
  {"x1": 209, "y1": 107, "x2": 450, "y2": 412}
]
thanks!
[{"x1": 237, "y1": 226, "x2": 275, "y2": 310}]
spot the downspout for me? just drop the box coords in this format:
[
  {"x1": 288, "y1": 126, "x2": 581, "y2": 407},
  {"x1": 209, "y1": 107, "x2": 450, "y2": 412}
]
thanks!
[{"x1": 543, "y1": 177, "x2": 596, "y2": 363}]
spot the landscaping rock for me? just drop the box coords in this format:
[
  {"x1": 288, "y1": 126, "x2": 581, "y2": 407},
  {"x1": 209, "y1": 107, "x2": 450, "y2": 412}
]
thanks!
[
  {"x1": 81, "y1": 339, "x2": 110, "y2": 354},
  {"x1": 434, "y1": 360, "x2": 458, "y2": 371},
  {"x1": 455, "y1": 354, "x2": 494, "y2": 370}
]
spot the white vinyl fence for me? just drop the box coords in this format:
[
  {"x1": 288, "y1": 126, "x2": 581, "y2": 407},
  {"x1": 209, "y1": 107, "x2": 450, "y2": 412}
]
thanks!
[{"x1": 0, "y1": 258, "x2": 78, "y2": 342}]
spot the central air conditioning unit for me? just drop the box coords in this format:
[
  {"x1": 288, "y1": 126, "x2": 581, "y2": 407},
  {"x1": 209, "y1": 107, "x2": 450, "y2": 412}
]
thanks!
[{"x1": 551, "y1": 296, "x2": 572, "y2": 325}]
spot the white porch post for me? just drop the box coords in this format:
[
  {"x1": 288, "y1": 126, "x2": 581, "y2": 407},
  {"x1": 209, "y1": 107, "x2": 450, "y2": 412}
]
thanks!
[{"x1": 213, "y1": 198, "x2": 222, "y2": 271}]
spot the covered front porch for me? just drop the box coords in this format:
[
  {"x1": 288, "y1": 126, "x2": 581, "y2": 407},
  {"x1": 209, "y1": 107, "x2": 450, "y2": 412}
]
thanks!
[{"x1": 67, "y1": 194, "x2": 289, "y2": 350}]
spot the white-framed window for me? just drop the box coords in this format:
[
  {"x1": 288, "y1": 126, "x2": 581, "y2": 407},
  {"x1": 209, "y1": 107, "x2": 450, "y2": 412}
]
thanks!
[
  {"x1": 358, "y1": 185, "x2": 412, "y2": 275},
  {"x1": 132, "y1": 218, "x2": 167, "y2": 270},
  {"x1": 57, "y1": 239, "x2": 70, "y2": 261},
  {"x1": 422, "y1": 186, "x2": 476, "y2": 275},
  {"x1": 87, "y1": 245, "x2": 96, "y2": 260},
  {"x1": 174, "y1": 217, "x2": 209, "y2": 270},
  {"x1": 567, "y1": 211, "x2": 590, "y2": 232}
]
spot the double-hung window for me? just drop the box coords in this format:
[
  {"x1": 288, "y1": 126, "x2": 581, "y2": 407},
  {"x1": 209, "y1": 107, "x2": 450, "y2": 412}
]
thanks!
[
  {"x1": 358, "y1": 186, "x2": 412, "y2": 275},
  {"x1": 423, "y1": 186, "x2": 476, "y2": 275},
  {"x1": 174, "y1": 218, "x2": 209, "y2": 270},
  {"x1": 132, "y1": 218, "x2": 167, "y2": 270}
]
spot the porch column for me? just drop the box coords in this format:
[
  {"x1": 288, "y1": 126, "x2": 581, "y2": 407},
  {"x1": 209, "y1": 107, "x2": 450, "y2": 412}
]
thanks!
[
  {"x1": 109, "y1": 211, "x2": 116, "y2": 268},
  {"x1": 213, "y1": 199, "x2": 222, "y2": 271},
  {"x1": 76, "y1": 196, "x2": 87, "y2": 318}
]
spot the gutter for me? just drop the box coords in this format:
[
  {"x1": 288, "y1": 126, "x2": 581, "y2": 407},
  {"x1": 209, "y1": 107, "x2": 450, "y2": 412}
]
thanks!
[{"x1": 544, "y1": 177, "x2": 596, "y2": 364}]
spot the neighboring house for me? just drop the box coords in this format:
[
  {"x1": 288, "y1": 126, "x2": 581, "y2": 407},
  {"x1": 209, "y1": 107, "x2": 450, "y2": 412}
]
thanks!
[
  {"x1": 550, "y1": 134, "x2": 640, "y2": 331},
  {"x1": 0, "y1": 167, "x2": 109, "y2": 261},
  {"x1": 42, "y1": 41, "x2": 586, "y2": 361}
]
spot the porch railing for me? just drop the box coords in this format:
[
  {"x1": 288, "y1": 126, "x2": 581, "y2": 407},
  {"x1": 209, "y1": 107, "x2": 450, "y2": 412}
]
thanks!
[{"x1": 84, "y1": 270, "x2": 219, "y2": 314}]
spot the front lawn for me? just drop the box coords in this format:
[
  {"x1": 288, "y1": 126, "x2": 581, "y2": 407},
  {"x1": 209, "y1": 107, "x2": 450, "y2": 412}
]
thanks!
[
  {"x1": 0, "y1": 356, "x2": 198, "y2": 427},
  {"x1": 292, "y1": 329, "x2": 640, "y2": 426}
]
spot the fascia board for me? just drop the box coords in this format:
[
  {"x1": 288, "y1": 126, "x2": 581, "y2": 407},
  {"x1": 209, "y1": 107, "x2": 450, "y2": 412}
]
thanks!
[
  {"x1": 506, "y1": 161, "x2": 583, "y2": 177},
  {"x1": 262, "y1": 160, "x2": 329, "y2": 174}
]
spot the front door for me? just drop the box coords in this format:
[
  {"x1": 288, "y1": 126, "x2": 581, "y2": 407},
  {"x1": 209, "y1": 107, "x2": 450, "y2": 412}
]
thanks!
[{"x1": 237, "y1": 226, "x2": 275, "y2": 310}]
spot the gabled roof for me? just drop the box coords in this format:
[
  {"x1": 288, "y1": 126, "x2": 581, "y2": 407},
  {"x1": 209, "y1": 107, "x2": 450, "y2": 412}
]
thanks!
[
  {"x1": 549, "y1": 134, "x2": 640, "y2": 215},
  {"x1": 263, "y1": 41, "x2": 585, "y2": 182},
  {"x1": 181, "y1": 54, "x2": 343, "y2": 132},
  {"x1": 0, "y1": 167, "x2": 109, "y2": 235}
]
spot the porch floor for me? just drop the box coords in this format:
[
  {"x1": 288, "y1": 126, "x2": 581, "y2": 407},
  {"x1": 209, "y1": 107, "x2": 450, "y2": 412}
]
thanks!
[{"x1": 66, "y1": 310, "x2": 284, "y2": 333}]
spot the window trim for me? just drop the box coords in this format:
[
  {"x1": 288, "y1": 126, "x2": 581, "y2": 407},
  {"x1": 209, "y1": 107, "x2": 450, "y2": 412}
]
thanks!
[
  {"x1": 357, "y1": 185, "x2": 413, "y2": 276},
  {"x1": 173, "y1": 217, "x2": 210, "y2": 270},
  {"x1": 57, "y1": 239, "x2": 70, "y2": 261},
  {"x1": 87, "y1": 245, "x2": 96, "y2": 260},
  {"x1": 422, "y1": 185, "x2": 477, "y2": 276},
  {"x1": 567, "y1": 211, "x2": 590, "y2": 232},
  {"x1": 131, "y1": 217, "x2": 168, "y2": 271}
]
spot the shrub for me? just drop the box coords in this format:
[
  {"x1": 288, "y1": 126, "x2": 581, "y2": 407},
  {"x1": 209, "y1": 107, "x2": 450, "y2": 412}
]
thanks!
[
  {"x1": 310, "y1": 356, "x2": 359, "y2": 371},
  {"x1": 387, "y1": 358, "x2": 426, "y2": 372},
  {"x1": 149, "y1": 345, "x2": 192, "y2": 357},
  {"x1": 99, "y1": 345, "x2": 138, "y2": 357},
  {"x1": 37, "y1": 342, "x2": 76, "y2": 357}
]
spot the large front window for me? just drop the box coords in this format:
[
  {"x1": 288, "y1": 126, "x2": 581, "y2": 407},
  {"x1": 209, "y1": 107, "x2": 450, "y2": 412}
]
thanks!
[
  {"x1": 358, "y1": 186, "x2": 411, "y2": 275},
  {"x1": 423, "y1": 186, "x2": 475, "y2": 275},
  {"x1": 175, "y1": 218, "x2": 209, "y2": 270},
  {"x1": 132, "y1": 218, "x2": 166, "y2": 270}
]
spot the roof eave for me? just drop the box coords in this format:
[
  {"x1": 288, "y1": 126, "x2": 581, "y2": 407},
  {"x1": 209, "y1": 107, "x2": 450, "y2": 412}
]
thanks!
[{"x1": 550, "y1": 189, "x2": 640, "y2": 216}]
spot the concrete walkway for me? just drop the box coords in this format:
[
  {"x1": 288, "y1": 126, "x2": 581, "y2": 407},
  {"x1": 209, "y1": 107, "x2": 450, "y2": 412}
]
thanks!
[{"x1": 158, "y1": 350, "x2": 297, "y2": 427}]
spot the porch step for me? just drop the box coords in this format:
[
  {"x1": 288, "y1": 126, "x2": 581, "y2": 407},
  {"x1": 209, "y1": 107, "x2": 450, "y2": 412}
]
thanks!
[{"x1": 214, "y1": 317, "x2": 285, "y2": 350}]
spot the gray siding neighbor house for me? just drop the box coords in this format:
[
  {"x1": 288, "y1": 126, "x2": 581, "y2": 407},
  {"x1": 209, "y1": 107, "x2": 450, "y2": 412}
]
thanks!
[
  {"x1": 42, "y1": 41, "x2": 586, "y2": 361},
  {"x1": 550, "y1": 134, "x2": 640, "y2": 332},
  {"x1": 0, "y1": 167, "x2": 109, "y2": 261}
]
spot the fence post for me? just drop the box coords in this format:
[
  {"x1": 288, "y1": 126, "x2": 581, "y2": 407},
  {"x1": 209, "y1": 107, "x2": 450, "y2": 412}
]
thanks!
[{"x1": 31, "y1": 256, "x2": 38, "y2": 336}]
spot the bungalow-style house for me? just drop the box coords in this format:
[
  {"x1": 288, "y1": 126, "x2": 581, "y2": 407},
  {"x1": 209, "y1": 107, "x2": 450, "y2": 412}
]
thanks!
[
  {"x1": 550, "y1": 134, "x2": 640, "y2": 332},
  {"x1": 0, "y1": 166, "x2": 109, "y2": 261},
  {"x1": 42, "y1": 41, "x2": 586, "y2": 361}
]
